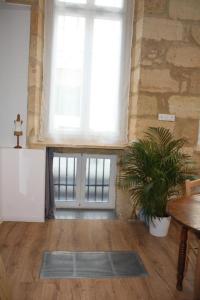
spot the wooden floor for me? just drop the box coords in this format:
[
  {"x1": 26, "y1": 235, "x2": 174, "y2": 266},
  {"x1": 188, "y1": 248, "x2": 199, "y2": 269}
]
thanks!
[{"x1": 0, "y1": 220, "x2": 195, "y2": 300}]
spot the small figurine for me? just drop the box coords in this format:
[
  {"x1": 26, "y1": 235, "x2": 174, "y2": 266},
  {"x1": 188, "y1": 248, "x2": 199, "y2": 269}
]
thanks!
[{"x1": 14, "y1": 114, "x2": 23, "y2": 149}]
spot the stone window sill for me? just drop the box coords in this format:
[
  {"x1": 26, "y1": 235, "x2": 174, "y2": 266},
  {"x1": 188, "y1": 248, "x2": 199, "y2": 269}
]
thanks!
[{"x1": 28, "y1": 140, "x2": 128, "y2": 151}]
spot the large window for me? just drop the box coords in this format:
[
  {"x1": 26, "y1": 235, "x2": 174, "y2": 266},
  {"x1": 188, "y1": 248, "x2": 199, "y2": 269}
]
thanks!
[{"x1": 44, "y1": 0, "x2": 134, "y2": 145}]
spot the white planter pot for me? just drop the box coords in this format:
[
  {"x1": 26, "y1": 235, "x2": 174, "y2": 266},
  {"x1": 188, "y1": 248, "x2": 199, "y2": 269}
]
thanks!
[{"x1": 149, "y1": 216, "x2": 171, "y2": 237}]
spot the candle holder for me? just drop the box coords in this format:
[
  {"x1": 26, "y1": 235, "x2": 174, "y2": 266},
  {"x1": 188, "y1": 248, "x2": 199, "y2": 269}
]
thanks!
[{"x1": 14, "y1": 114, "x2": 23, "y2": 149}]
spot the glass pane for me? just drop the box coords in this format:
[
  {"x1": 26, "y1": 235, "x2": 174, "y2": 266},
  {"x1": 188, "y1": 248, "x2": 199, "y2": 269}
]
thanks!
[
  {"x1": 66, "y1": 157, "x2": 77, "y2": 201},
  {"x1": 85, "y1": 158, "x2": 111, "y2": 203},
  {"x1": 51, "y1": 15, "x2": 85, "y2": 131},
  {"x1": 60, "y1": 157, "x2": 66, "y2": 184},
  {"x1": 54, "y1": 185, "x2": 59, "y2": 200},
  {"x1": 89, "y1": 18, "x2": 122, "y2": 133},
  {"x1": 60, "y1": 186, "x2": 66, "y2": 201},
  {"x1": 67, "y1": 158, "x2": 77, "y2": 185},
  {"x1": 97, "y1": 159, "x2": 103, "y2": 185},
  {"x1": 53, "y1": 156, "x2": 77, "y2": 202},
  {"x1": 104, "y1": 159, "x2": 111, "y2": 185},
  {"x1": 53, "y1": 157, "x2": 59, "y2": 184},
  {"x1": 95, "y1": 0, "x2": 123, "y2": 8},
  {"x1": 57, "y1": 0, "x2": 87, "y2": 4}
]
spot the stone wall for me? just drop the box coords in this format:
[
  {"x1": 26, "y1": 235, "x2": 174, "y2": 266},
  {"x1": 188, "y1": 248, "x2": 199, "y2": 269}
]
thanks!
[{"x1": 129, "y1": 0, "x2": 200, "y2": 168}]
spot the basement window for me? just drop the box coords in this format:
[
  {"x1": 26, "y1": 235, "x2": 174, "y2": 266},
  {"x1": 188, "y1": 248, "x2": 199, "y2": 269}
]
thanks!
[
  {"x1": 44, "y1": 0, "x2": 134, "y2": 146},
  {"x1": 53, "y1": 153, "x2": 117, "y2": 209}
]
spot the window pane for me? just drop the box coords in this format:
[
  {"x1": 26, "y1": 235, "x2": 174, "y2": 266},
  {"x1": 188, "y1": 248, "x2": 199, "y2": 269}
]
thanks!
[
  {"x1": 95, "y1": 0, "x2": 123, "y2": 8},
  {"x1": 51, "y1": 15, "x2": 85, "y2": 131},
  {"x1": 57, "y1": 0, "x2": 87, "y2": 4},
  {"x1": 89, "y1": 19, "x2": 122, "y2": 133},
  {"x1": 85, "y1": 158, "x2": 110, "y2": 203},
  {"x1": 53, "y1": 157, "x2": 59, "y2": 184},
  {"x1": 46, "y1": 0, "x2": 133, "y2": 145},
  {"x1": 53, "y1": 156, "x2": 77, "y2": 202}
]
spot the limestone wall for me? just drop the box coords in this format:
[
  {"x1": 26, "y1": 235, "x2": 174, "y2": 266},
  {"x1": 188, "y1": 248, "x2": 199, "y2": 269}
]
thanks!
[{"x1": 129, "y1": 0, "x2": 200, "y2": 166}]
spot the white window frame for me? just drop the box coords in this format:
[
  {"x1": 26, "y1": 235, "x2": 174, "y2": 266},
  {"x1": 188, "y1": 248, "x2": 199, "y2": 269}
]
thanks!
[
  {"x1": 43, "y1": 0, "x2": 134, "y2": 146},
  {"x1": 54, "y1": 153, "x2": 117, "y2": 209}
]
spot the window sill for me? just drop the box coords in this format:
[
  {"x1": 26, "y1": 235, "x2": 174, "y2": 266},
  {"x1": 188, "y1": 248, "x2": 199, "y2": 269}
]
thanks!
[{"x1": 28, "y1": 138, "x2": 128, "y2": 151}]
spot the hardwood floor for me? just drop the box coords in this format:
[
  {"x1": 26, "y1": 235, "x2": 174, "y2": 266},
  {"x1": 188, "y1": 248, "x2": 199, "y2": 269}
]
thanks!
[
  {"x1": 0, "y1": 255, "x2": 10, "y2": 300},
  {"x1": 0, "y1": 220, "x2": 195, "y2": 300}
]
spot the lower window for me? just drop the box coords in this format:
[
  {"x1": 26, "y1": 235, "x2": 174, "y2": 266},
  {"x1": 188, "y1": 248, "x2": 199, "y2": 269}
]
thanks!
[{"x1": 53, "y1": 153, "x2": 117, "y2": 209}]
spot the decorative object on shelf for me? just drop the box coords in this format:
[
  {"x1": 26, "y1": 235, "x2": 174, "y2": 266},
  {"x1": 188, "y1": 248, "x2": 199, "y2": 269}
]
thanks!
[
  {"x1": 14, "y1": 114, "x2": 23, "y2": 149},
  {"x1": 119, "y1": 127, "x2": 196, "y2": 237}
]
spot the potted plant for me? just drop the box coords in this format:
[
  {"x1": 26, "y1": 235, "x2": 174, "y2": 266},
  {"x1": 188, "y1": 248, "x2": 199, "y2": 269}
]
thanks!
[{"x1": 119, "y1": 127, "x2": 194, "y2": 237}]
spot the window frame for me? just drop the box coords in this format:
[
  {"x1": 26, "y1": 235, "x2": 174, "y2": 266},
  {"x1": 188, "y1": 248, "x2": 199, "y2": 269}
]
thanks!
[
  {"x1": 53, "y1": 152, "x2": 117, "y2": 209},
  {"x1": 43, "y1": 0, "x2": 134, "y2": 146}
]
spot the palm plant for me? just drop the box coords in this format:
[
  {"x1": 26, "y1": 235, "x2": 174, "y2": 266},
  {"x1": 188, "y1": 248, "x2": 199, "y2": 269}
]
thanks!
[{"x1": 119, "y1": 127, "x2": 195, "y2": 222}]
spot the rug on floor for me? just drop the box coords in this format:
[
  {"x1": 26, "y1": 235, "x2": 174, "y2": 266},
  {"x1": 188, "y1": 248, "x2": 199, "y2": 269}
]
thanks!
[{"x1": 40, "y1": 251, "x2": 148, "y2": 279}]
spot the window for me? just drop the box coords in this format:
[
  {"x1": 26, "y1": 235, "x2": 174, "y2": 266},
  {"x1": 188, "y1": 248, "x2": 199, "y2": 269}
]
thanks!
[
  {"x1": 53, "y1": 153, "x2": 117, "y2": 209},
  {"x1": 44, "y1": 0, "x2": 134, "y2": 145}
]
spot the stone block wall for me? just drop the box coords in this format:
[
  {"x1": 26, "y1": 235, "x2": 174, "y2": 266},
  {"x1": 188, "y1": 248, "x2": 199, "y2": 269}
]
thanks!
[{"x1": 129, "y1": 0, "x2": 200, "y2": 165}]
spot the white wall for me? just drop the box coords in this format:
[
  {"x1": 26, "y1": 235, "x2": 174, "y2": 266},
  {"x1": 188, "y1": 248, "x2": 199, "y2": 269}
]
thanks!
[
  {"x1": 0, "y1": 4, "x2": 31, "y2": 147},
  {"x1": 0, "y1": 5, "x2": 46, "y2": 223},
  {"x1": 0, "y1": 148, "x2": 46, "y2": 222}
]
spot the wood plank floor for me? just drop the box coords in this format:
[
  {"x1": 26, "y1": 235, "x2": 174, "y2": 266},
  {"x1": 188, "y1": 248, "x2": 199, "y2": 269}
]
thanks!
[{"x1": 0, "y1": 220, "x2": 195, "y2": 300}]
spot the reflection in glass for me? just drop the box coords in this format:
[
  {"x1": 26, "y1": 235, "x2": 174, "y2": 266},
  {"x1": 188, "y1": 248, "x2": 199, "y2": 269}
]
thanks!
[
  {"x1": 85, "y1": 158, "x2": 111, "y2": 203},
  {"x1": 51, "y1": 15, "x2": 85, "y2": 131},
  {"x1": 89, "y1": 19, "x2": 122, "y2": 133},
  {"x1": 53, "y1": 156, "x2": 77, "y2": 202}
]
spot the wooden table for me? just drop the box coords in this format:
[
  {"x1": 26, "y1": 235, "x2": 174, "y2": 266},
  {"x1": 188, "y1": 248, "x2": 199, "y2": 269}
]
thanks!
[{"x1": 168, "y1": 195, "x2": 200, "y2": 300}]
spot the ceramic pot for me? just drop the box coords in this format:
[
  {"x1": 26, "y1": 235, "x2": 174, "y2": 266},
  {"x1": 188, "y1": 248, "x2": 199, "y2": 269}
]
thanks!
[{"x1": 149, "y1": 216, "x2": 171, "y2": 237}]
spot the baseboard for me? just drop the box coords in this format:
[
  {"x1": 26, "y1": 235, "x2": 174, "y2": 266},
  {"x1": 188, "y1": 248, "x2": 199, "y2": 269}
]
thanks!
[{"x1": 1, "y1": 216, "x2": 45, "y2": 223}]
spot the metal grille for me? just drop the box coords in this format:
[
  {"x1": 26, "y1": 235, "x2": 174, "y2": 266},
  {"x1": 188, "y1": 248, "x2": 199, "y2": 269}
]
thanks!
[
  {"x1": 40, "y1": 251, "x2": 148, "y2": 279},
  {"x1": 53, "y1": 154, "x2": 116, "y2": 208},
  {"x1": 53, "y1": 156, "x2": 77, "y2": 202},
  {"x1": 85, "y1": 158, "x2": 110, "y2": 203}
]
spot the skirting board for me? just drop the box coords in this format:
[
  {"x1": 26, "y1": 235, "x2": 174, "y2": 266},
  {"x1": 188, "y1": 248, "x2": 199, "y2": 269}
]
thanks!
[{"x1": 1, "y1": 216, "x2": 45, "y2": 223}]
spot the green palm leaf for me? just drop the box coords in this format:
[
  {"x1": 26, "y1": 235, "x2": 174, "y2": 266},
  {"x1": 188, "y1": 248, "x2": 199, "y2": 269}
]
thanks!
[{"x1": 118, "y1": 127, "x2": 196, "y2": 222}]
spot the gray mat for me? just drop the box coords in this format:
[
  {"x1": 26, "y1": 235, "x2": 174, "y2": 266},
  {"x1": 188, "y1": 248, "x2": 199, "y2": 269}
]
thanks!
[{"x1": 40, "y1": 251, "x2": 148, "y2": 279}]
